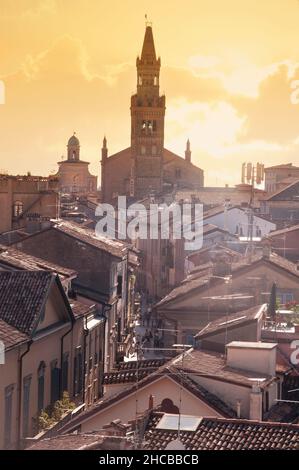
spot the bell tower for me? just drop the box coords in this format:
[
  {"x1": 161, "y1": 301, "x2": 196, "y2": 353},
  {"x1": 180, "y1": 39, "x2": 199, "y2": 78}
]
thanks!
[{"x1": 130, "y1": 22, "x2": 165, "y2": 198}]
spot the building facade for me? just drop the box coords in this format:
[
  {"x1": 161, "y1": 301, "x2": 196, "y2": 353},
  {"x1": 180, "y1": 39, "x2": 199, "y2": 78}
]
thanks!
[
  {"x1": 101, "y1": 25, "x2": 204, "y2": 203},
  {"x1": 0, "y1": 174, "x2": 59, "y2": 234},
  {"x1": 54, "y1": 134, "x2": 97, "y2": 195}
]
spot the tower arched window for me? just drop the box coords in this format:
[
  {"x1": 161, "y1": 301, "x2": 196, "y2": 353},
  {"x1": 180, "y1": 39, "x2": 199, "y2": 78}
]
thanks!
[{"x1": 13, "y1": 201, "x2": 23, "y2": 217}]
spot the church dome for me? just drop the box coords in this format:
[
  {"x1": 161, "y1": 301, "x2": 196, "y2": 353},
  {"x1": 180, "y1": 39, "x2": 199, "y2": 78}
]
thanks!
[{"x1": 68, "y1": 134, "x2": 80, "y2": 146}]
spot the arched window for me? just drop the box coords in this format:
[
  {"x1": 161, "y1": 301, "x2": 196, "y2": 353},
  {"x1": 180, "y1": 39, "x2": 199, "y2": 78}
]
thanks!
[
  {"x1": 13, "y1": 201, "x2": 23, "y2": 217},
  {"x1": 37, "y1": 362, "x2": 46, "y2": 413},
  {"x1": 141, "y1": 145, "x2": 146, "y2": 155},
  {"x1": 152, "y1": 145, "x2": 157, "y2": 155}
]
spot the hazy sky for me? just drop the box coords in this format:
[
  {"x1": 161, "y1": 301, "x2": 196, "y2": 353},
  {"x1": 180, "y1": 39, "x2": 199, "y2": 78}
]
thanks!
[{"x1": 1, "y1": 0, "x2": 299, "y2": 186}]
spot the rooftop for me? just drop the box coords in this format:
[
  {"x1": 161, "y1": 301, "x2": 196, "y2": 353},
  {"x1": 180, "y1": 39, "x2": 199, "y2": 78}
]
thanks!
[
  {"x1": 0, "y1": 244, "x2": 77, "y2": 281},
  {"x1": 143, "y1": 412, "x2": 299, "y2": 450},
  {"x1": 0, "y1": 271, "x2": 55, "y2": 335},
  {"x1": 172, "y1": 348, "x2": 274, "y2": 388},
  {"x1": 0, "y1": 319, "x2": 29, "y2": 351},
  {"x1": 195, "y1": 305, "x2": 266, "y2": 340},
  {"x1": 226, "y1": 341, "x2": 277, "y2": 350},
  {"x1": 156, "y1": 251, "x2": 299, "y2": 309}
]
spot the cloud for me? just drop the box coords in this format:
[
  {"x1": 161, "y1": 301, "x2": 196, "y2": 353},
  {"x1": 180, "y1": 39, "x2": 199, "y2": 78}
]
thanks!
[
  {"x1": 0, "y1": 35, "x2": 133, "y2": 176},
  {"x1": 233, "y1": 63, "x2": 299, "y2": 144}
]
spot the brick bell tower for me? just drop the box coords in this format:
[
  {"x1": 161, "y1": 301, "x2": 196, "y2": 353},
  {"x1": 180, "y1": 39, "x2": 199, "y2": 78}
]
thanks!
[{"x1": 130, "y1": 22, "x2": 165, "y2": 198}]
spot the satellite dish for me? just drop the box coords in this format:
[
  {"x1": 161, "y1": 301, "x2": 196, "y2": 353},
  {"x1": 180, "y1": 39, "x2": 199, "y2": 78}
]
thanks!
[{"x1": 165, "y1": 439, "x2": 186, "y2": 450}]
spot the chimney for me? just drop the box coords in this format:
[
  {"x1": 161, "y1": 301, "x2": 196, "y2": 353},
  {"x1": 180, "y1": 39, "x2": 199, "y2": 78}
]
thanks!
[
  {"x1": 236, "y1": 400, "x2": 241, "y2": 418},
  {"x1": 185, "y1": 139, "x2": 191, "y2": 163},
  {"x1": 148, "y1": 394, "x2": 154, "y2": 410},
  {"x1": 249, "y1": 384, "x2": 263, "y2": 421},
  {"x1": 261, "y1": 236, "x2": 271, "y2": 259}
]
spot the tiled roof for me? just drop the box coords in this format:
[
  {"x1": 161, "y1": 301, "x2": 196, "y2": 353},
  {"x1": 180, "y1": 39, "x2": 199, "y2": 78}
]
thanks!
[
  {"x1": 69, "y1": 300, "x2": 98, "y2": 319},
  {"x1": 143, "y1": 412, "x2": 299, "y2": 450},
  {"x1": 116, "y1": 358, "x2": 167, "y2": 371},
  {"x1": 268, "y1": 223, "x2": 299, "y2": 237},
  {"x1": 53, "y1": 221, "x2": 130, "y2": 258},
  {"x1": 265, "y1": 163, "x2": 299, "y2": 170},
  {"x1": 58, "y1": 347, "x2": 275, "y2": 436},
  {"x1": 172, "y1": 348, "x2": 274, "y2": 388},
  {"x1": 0, "y1": 319, "x2": 29, "y2": 351},
  {"x1": 187, "y1": 243, "x2": 241, "y2": 263},
  {"x1": 263, "y1": 180, "x2": 299, "y2": 201},
  {"x1": 156, "y1": 251, "x2": 299, "y2": 308},
  {"x1": 0, "y1": 271, "x2": 54, "y2": 335},
  {"x1": 194, "y1": 304, "x2": 266, "y2": 340},
  {"x1": 104, "y1": 359, "x2": 168, "y2": 385},
  {"x1": 26, "y1": 434, "x2": 106, "y2": 450},
  {"x1": 0, "y1": 244, "x2": 77, "y2": 281}
]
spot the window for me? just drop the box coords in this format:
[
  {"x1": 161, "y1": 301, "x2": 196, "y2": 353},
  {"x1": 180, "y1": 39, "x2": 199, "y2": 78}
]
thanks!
[
  {"x1": 88, "y1": 336, "x2": 93, "y2": 372},
  {"x1": 117, "y1": 275, "x2": 123, "y2": 297},
  {"x1": 152, "y1": 145, "x2": 157, "y2": 155},
  {"x1": 4, "y1": 384, "x2": 14, "y2": 448},
  {"x1": 37, "y1": 362, "x2": 46, "y2": 413},
  {"x1": 73, "y1": 347, "x2": 83, "y2": 396},
  {"x1": 175, "y1": 168, "x2": 182, "y2": 179},
  {"x1": 141, "y1": 145, "x2": 146, "y2": 155},
  {"x1": 13, "y1": 201, "x2": 23, "y2": 217},
  {"x1": 94, "y1": 330, "x2": 98, "y2": 366},
  {"x1": 50, "y1": 360, "x2": 60, "y2": 404},
  {"x1": 141, "y1": 120, "x2": 156, "y2": 134},
  {"x1": 62, "y1": 353, "x2": 69, "y2": 393},
  {"x1": 22, "y1": 375, "x2": 32, "y2": 438},
  {"x1": 278, "y1": 292, "x2": 294, "y2": 304}
]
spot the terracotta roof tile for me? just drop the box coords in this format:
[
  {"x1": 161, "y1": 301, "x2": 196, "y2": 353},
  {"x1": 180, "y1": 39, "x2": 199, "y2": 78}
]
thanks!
[
  {"x1": 0, "y1": 244, "x2": 76, "y2": 281},
  {"x1": 143, "y1": 412, "x2": 299, "y2": 450},
  {"x1": 172, "y1": 348, "x2": 274, "y2": 388},
  {"x1": 156, "y1": 252, "x2": 299, "y2": 308},
  {"x1": 0, "y1": 271, "x2": 54, "y2": 335},
  {"x1": 195, "y1": 304, "x2": 266, "y2": 339},
  {"x1": 0, "y1": 319, "x2": 29, "y2": 351},
  {"x1": 103, "y1": 359, "x2": 168, "y2": 384}
]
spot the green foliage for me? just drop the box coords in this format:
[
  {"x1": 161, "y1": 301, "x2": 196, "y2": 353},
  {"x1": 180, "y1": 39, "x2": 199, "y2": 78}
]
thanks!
[{"x1": 36, "y1": 392, "x2": 76, "y2": 432}]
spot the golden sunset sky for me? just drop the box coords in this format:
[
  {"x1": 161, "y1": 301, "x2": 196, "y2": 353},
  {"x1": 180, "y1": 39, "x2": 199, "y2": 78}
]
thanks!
[{"x1": 1, "y1": 0, "x2": 299, "y2": 186}]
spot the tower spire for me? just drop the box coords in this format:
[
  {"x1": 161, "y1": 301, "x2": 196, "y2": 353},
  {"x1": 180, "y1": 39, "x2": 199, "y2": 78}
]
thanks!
[{"x1": 141, "y1": 21, "x2": 156, "y2": 62}]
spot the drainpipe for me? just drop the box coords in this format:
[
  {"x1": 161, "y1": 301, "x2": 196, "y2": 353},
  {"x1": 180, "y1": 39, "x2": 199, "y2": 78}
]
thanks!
[
  {"x1": 17, "y1": 340, "x2": 32, "y2": 449},
  {"x1": 82, "y1": 316, "x2": 89, "y2": 405},
  {"x1": 60, "y1": 321, "x2": 74, "y2": 399}
]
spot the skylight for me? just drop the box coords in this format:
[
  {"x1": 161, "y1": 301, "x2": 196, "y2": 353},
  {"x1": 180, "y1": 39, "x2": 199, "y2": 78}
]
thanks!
[{"x1": 156, "y1": 414, "x2": 202, "y2": 432}]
